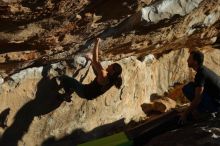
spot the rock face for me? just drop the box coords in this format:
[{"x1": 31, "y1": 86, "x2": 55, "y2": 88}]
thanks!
[
  {"x1": 0, "y1": 48, "x2": 219, "y2": 146},
  {"x1": 141, "y1": 97, "x2": 177, "y2": 113},
  {"x1": 0, "y1": 0, "x2": 219, "y2": 76},
  {"x1": 0, "y1": 0, "x2": 220, "y2": 146}
]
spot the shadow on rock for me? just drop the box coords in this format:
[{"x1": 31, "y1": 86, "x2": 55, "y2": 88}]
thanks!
[
  {"x1": 42, "y1": 118, "x2": 126, "y2": 146},
  {"x1": 0, "y1": 108, "x2": 10, "y2": 129},
  {"x1": 0, "y1": 65, "x2": 65, "y2": 146}
]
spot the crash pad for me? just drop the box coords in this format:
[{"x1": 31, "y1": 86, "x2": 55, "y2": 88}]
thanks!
[{"x1": 78, "y1": 132, "x2": 133, "y2": 146}]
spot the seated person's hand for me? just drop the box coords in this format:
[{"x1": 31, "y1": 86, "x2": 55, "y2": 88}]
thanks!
[{"x1": 178, "y1": 112, "x2": 188, "y2": 125}]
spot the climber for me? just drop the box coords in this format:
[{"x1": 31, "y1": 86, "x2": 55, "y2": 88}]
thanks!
[
  {"x1": 179, "y1": 50, "x2": 220, "y2": 124},
  {"x1": 58, "y1": 38, "x2": 122, "y2": 102}
]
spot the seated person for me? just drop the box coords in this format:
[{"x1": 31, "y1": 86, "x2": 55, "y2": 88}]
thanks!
[{"x1": 180, "y1": 50, "x2": 220, "y2": 123}]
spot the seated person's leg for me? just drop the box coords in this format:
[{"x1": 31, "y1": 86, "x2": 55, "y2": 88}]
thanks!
[
  {"x1": 182, "y1": 82, "x2": 201, "y2": 120},
  {"x1": 182, "y1": 82, "x2": 195, "y2": 101},
  {"x1": 183, "y1": 82, "x2": 218, "y2": 113},
  {"x1": 198, "y1": 91, "x2": 220, "y2": 113}
]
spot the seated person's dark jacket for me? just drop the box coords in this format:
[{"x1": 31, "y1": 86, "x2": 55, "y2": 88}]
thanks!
[{"x1": 195, "y1": 65, "x2": 220, "y2": 103}]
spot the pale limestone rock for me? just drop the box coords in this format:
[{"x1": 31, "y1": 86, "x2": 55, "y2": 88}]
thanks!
[
  {"x1": 141, "y1": 0, "x2": 203, "y2": 23},
  {"x1": 153, "y1": 97, "x2": 176, "y2": 112},
  {"x1": 0, "y1": 77, "x2": 4, "y2": 85},
  {"x1": 141, "y1": 97, "x2": 177, "y2": 113}
]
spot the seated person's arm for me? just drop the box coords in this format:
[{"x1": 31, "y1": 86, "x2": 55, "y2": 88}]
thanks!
[
  {"x1": 185, "y1": 86, "x2": 204, "y2": 115},
  {"x1": 185, "y1": 71, "x2": 205, "y2": 116}
]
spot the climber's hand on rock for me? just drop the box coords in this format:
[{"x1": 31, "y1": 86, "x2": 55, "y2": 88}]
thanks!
[{"x1": 84, "y1": 53, "x2": 93, "y2": 61}]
